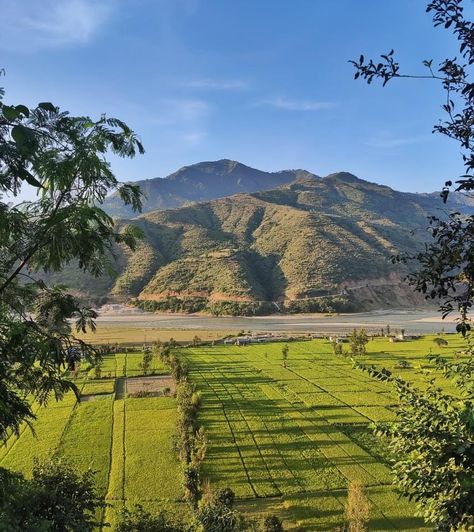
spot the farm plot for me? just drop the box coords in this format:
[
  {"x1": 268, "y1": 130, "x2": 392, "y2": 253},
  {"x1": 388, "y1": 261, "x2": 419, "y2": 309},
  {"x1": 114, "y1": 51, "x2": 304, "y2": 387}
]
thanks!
[
  {"x1": 0, "y1": 336, "x2": 462, "y2": 530},
  {"x1": 181, "y1": 339, "x2": 446, "y2": 530},
  {"x1": 0, "y1": 350, "x2": 184, "y2": 530},
  {"x1": 105, "y1": 395, "x2": 184, "y2": 528}
]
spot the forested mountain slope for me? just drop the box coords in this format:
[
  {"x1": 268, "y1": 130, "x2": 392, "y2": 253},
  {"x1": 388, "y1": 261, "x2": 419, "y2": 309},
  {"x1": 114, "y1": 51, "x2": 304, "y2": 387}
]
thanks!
[{"x1": 63, "y1": 168, "x2": 467, "y2": 314}]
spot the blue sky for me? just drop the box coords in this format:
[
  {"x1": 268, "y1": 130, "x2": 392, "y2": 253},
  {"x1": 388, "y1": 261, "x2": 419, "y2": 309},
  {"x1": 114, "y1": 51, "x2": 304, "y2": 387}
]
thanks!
[{"x1": 0, "y1": 0, "x2": 467, "y2": 192}]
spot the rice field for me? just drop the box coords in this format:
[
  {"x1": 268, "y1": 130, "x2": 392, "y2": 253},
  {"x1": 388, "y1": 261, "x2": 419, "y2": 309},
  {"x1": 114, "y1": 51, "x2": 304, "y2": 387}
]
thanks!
[
  {"x1": 0, "y1": 334, "x2": 464, "y2": 530},
  {"x1": 0, "y1": 352, "x2": 185, "y2": 529},
  {"x1": 179, "y1": 334, "x2": 464, "y2": 530}
]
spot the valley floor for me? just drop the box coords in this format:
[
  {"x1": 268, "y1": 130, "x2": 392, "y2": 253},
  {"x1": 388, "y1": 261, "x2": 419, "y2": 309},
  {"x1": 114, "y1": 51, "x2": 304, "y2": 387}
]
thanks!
[{"x1": 1, "y1": 335, "x2": 464, "y2": 530}]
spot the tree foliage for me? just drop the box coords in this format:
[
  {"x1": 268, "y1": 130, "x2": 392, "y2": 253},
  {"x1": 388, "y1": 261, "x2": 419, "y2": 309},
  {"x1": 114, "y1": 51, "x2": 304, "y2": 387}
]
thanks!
[
  {"x1": 281, "y1": 344, "x2": 289, "y2": 367},
  {"x1": 116, "y1": 504, "x2": 190, "y2": 532},
  {"x1": 349, "y1": 329, "x2": 369, "y2": 356},
  {"x1": 0, "y1": 83, "x2": 143, "y2": 439},
  {"x1": 352, "y1": 2, "x2": 474, "y2": 528},
  {"x1": 0, "y1": 459, "x2": 101, "y2": 531},
  {"x1": 351, "y1": 0, "x2": 474, "y2": 334}
]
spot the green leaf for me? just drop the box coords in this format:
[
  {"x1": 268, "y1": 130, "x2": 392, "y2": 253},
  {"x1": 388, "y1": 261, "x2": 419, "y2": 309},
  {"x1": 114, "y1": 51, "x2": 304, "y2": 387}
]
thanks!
[
  {"x1": 11, "y1": 124, "x2": 27, "y2": 145},
  {"x1": 11, "y1": 125, "x2": 38, "y2": 155},
  {"x1": 15, "y1": 104, "x2": 29, "y2": 117},
  {"x1": 2, "y1": 105, "x2": 20, "y2": 121},
  {"x1": 18, "y1": 168, "x2": 43, "y2": 188},
  {"x1": 37, "y1": 102, "x2": 56, "y2": 113}
]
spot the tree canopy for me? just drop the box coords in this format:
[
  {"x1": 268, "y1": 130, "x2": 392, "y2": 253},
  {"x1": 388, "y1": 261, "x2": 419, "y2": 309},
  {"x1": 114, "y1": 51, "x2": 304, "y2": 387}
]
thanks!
[
  {"x1": 0, "y1": 80, "x2": 144, "y2": 439},
  {"x1": 352, "y1": 1, "x2": 474, "y2": 529}
]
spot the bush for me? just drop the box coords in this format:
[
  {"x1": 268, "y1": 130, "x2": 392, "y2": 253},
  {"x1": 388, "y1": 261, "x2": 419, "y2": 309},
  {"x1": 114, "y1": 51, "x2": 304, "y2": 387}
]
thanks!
[
  {"x1": 263, "y1": 515, "x2": 284, "y2": 532},
  {"x1": 396, "y1": 360, "x2": 412, "y2": 369},
  {"x1": 183, "y1": 463, "x2": 200, "y2": 509},
  {"x1": 116, "y1": 504, "x2": 189, "y2": 532},
  {"x1": 215, "y1": 487, "x2": 235, "y2": 508}
]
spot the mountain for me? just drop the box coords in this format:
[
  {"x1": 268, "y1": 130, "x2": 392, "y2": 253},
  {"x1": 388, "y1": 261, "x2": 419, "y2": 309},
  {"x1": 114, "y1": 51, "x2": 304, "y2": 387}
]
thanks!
[
  {"x1": 103, "y1": 159, "x2": 317, "y2": 217},
  {"x1": 52, "y1": 164, "x2": 472, "y2": 315}
]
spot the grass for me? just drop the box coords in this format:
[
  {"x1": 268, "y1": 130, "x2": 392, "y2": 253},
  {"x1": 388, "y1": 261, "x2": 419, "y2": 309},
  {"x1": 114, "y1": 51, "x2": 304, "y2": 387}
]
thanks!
[
  {"x1": 0, "y1": 351, "x2": 185, "y2": 530},
  {"x1": 0, "y1": 334, "x2": 464, "y2": 530},
  {"x1": 56, "y1": 396, "x2": 114, "y2": 496},
  {"x1": 178, "y1": 334, "x2": 463, "y2": 530},
  {"x1": 124, "y1": 397, "x2": 181, "y2": 501}
]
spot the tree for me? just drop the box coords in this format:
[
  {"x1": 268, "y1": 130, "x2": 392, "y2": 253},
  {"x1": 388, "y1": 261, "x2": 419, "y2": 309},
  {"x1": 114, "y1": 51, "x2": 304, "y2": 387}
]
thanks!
[
  {"x1": 183, "y1": 462, "x2": 201, "y2": 509},
  {"x1": 0, "y1": 83, "x2": 143, "y2": 440},
  {"x1": 351, "y1": 0, "x2": 474, "y2": 333},
  {"x1": 141, "y1": 347, "x2": 153, "y2": 375},
  {"x1": 168, "y1": 337, "x2": 178, "y2": 347},
  {"x1": 94, "y1": 361, "x2": 102, "y2": 380},
  {"x1": 196, "y1": 486, "x2": 244, "y2": 532},
  {"x1": 215, "y1": 487, "x2": 235, "y2": 508},
  {"x1": 352, "y1": 2, "x2": 474, "y2": 528},
  {"x1": 331, "y1": 338, "x2": 343, "y2": 355},
  {"x1": 345, "y1": 482, "x2": 370, "y2": 532},
  {"x1": 281, "y1": 344, "x2": 289, "y2": 368},
  {"x1": 349, "y1": 329, "x2": 369, "y2": 355},
  {"x1": 0, "y1": 458, "x2": 101, "y2": 531}
]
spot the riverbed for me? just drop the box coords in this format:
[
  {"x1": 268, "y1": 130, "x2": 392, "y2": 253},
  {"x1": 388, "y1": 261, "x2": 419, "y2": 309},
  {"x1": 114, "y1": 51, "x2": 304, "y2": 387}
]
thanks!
[{"x1": 94, "y1": 307, "x2": 460, "y2": 335}]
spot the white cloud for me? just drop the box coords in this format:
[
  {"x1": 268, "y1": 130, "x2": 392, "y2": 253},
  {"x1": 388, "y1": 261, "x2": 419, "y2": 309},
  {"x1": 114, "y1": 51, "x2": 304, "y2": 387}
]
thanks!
[
  {"x1": 0, "y1": 0, "x2": 113, "y2": 50},
  {"x1": 257, "y1": 97, "x2": 337, "y2": 111},
  {"x1": 182, "y1": 79, "x2": 248, "y2": 90}
]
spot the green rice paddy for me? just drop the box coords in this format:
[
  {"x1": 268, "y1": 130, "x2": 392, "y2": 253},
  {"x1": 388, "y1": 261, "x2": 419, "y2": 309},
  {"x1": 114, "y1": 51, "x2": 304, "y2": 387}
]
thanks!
[{"x1": 0, "y1": 334, "x2": 465, "y2": 530}]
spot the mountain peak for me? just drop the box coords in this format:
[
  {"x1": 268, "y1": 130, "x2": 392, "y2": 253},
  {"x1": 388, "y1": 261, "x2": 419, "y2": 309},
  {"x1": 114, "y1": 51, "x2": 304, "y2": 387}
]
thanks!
[
  {"x1": 103, "y1": 159, "x2": 304, "y2": 217},
  {"x1": 324, "y1": 171, "x2": 362, "y2": 183},
  {"x1": 167, "y1": 159, "x2": 245, "y2": 180}
]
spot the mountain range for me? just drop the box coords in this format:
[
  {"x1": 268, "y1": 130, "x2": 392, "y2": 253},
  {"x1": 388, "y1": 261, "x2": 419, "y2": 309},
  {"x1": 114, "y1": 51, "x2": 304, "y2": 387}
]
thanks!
[
  {"x1": 50, "y1": 159, "x2": 473, "y2": 315},
  {"x1": 103, "y1": 159, "x2": 319, "y2": 217}
]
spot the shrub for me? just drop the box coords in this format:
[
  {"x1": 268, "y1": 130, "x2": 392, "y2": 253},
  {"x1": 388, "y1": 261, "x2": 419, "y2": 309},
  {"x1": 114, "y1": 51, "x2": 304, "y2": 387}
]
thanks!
[
  {"x1": 196, "y1": 487, "x2": 243, "y2": 532},
  {"x1": 183, "y1": 463, "x2": 201, "y2": 509},
  {"x1": 396, "y1": 360, "x2": 412, "y2": 369},
  {"x1": 215, "y1": 487, "x2": 235, "y2": 508},
  {"x1": 116, "y1": 504, "x2": 189, "y2": 532},
  {"x1": 263, "y1": 515, "x2": 284, "y2": 532}
]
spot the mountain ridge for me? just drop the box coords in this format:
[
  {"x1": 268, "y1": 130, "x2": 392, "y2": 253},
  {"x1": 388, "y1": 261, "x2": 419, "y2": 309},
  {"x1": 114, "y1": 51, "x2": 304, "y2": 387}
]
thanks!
[
  {"x1": 104, "y1": 159, "x2": 320, "y2": 217},
  {"x1": 104, "y1": 159, "x2": 469, "y2": 219},
  {"x1": 51, "y1": 162, "x2": 469, "y2": 315}
]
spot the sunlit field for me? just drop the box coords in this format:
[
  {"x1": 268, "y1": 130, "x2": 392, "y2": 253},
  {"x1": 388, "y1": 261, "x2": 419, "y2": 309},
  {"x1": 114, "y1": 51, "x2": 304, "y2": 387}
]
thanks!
[
  {"x1": 77, "y1": 325, "x2": 235, "y2": 345},
  {"x1": 0, "y1": 335, "x2": 464, "y2": 530}
]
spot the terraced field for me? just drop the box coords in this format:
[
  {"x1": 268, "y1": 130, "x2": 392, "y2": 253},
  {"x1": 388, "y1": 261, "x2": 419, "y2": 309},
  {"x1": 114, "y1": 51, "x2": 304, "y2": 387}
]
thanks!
[{"x1": 0, "y1": 334, "x2": 464, "y2": 530}]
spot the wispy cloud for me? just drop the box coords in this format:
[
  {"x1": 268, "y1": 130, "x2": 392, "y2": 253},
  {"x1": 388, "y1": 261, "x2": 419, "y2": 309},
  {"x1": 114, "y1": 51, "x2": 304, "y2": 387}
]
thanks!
[
  {"x1": 0, "y1": 0, "x2": 113, "y2": 50},
  {"x1": 364, "y1": 135, "x2": 431, "y2": 148},
  {"x1": 164, "y1": 98, "x2": 209, "y2": 122},
  {"x1": 257, "y1": 97, "x2": 337, "y2": 111},
  {"x1": 182, "y1": 79, "x2": 248, "y2": 90},
  {"x1": 180, "y1": 131, "x2": 207, "y2": 146},
  {"x1": 146, "y1": 99, "x2": 210, "y2": 147}
]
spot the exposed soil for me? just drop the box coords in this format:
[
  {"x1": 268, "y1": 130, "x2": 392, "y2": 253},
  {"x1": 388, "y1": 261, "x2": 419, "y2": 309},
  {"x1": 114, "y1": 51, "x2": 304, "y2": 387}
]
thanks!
[{"x1": 126, "y1": 375, "x2": 175, "y2": 396}]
